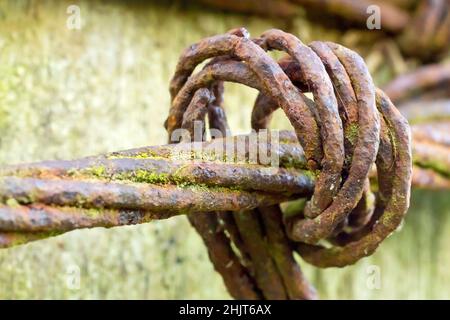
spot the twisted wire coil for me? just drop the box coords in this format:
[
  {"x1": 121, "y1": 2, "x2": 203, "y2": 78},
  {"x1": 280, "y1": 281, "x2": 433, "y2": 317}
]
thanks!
[{"x1": 166, "y1": 28, "x2": 412, "y2": 299}]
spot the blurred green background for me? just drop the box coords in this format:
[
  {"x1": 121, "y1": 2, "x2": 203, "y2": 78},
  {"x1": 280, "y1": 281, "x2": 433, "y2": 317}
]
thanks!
[{"x1": 0, "y1": 0, "x2": 449, "y2": 299}]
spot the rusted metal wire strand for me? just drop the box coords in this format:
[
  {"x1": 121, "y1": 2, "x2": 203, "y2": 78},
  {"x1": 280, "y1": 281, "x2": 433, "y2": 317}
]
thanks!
[
  {"x1": 0, "y1": 130, "x2": 446, "y2": 295},
  {"x1": 173, "y1": 40, "x2": 311, "y2": 299},
  {"x1": 258, "y1": 30, "x2": 345, "y2": 219},
  {"x1": 186, "y1": 212, "x2": 262, "y2": 299},
  {"x1": 180, "y1": 68, "x2": 263, "y2": 300},
  {"x1": 258, "y1": 205, "x2": 318, "y2": 299},
  {"x1": 398, "y1": 0, "x2": 450, "y2": 61},
  {"x1": 192, "y1": 0, "x2": 450, "y2": 61},
  {"x1": 264, "y1": 43, "x2": 384, "y2": 246},
  {"x1": 293, "y1": 0, "x2": 411, "y2": 32},
  {"x1": 233, "y1": 209, "x2": 289, "y2": 299},
  {"x1": 383, "y1": 63, "x2": 450, "y2": 105},
  {"x1": 168, "y1": 27, "x2": 322, "y2": 299},
  {"x1": 0, "y1": 129, "x2": 446, "y2": 233},
  {"x1": 167, "y1": 29, "x2": 323, "y2": 167},
  {"x1": 296, "y1": 90, "x2": 412, "y2": 267},
  {"x1": 168, "y1": 28, "x2": 342, "y2": 297},
  {"x1": 3, "y1": 28, "x2": 450, "y2": 300},
  {"x1": 165, "y1": 28, "x2": 409, "y2": 297},
  {"x1": 166, "y1": 30, "x2": 411, "y2": 298}
]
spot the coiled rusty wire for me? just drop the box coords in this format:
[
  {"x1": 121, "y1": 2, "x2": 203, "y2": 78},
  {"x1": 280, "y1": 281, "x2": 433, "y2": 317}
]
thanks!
[
  {"x1": 165, "y1": 27, "x2": 413, "y2": 298},
  {"x1": 2, "y1": 28, "x2": 450, "y2": 300},
  {"x1": 194, "y1": 0, "x2": 450, "y2": 61}
]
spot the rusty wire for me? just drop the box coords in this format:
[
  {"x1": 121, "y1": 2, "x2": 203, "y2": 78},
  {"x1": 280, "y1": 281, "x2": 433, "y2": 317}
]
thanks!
[
  {"x1": 166, "y1": 27, "x2": 412, "y2": 298},
  {"x1": 194, "y1": 0, "x2": 450, "y2": 61},
  {"x1": 383, "y1": 62, "x2": 450, "y2": 106},
  {"x1": 0, "y1": 128, "x2": 445, "y2": 234},
  {"x1": 1, "y1": 28, "x2": 450, "y2": 300},
  {"x1": 383, "y1": 62, "x2": 450, "y2": 188},
  {"x1": 165, "y1": 27, "x2": 447, "y2": 298}
]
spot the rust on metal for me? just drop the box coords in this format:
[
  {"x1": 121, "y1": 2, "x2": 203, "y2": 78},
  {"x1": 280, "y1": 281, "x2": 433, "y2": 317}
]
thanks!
[
  {"x1": 192, "y1": 0, "x2": 450, "y2": 61},
  {"x1": 3, "y1": 28, "x2": 450, "y2": 300},
  {"x1": 166, "y1": 28, "x2": 410, "y2": 298}
]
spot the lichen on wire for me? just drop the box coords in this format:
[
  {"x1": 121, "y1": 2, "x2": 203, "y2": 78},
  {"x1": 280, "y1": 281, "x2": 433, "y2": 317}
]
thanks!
[
  {"x1": 165, "y1": 27, "x2": 413, "y2": 298},
  {"x1": 2, "y1": 28, "x2": 450, "y2": 300}
]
